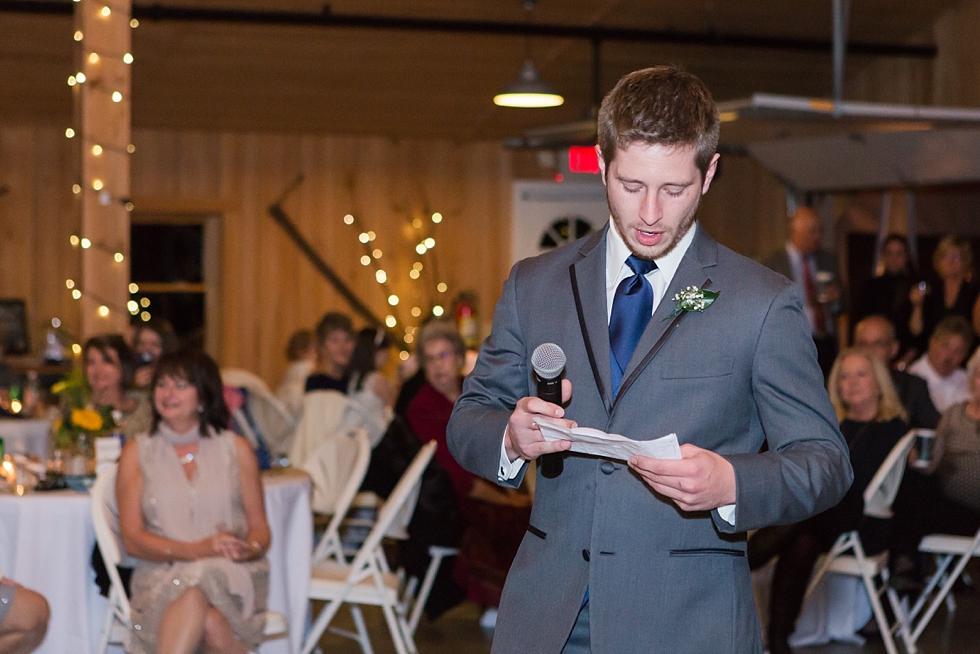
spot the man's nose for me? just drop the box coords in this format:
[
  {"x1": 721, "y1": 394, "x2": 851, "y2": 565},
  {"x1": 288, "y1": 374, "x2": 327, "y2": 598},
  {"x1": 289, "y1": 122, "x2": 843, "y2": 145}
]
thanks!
[{"x1": 638, "y1": 192, "x2": 662, "y2": 225}]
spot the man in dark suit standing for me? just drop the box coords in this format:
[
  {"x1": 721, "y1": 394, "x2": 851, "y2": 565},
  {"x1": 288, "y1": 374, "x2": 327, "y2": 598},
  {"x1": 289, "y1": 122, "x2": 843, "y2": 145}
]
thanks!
[
  {"x1": 762, "y1": 207, "x2": 843, "y2": 378},
  {"x1": 448, "y1": 66, "x2": 852, "y2": 653},
  {"x1": 853, "y1": 314, "x2": 940, "y2": 429}
]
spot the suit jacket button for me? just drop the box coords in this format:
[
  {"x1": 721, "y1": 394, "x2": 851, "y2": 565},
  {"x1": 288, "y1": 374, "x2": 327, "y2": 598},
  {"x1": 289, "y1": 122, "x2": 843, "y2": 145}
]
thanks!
[
  {"x1": 582, "y1": 549, "x2": 590, "y2": 562},
  {"x1": 600, "y1": 461, "x2": 616, "y2": 475}
]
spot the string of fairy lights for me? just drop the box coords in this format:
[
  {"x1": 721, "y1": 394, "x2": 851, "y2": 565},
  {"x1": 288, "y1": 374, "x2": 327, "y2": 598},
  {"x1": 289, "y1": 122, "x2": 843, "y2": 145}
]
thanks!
[
  {"x1": 62, "y1": 1, "x2": 145, "y2": 324},
  {"x1": 60, "y1": 3, "x2": 454, "y2": 347},
  {"x1": 343, "y1": 210, "x2": 451, "y2": 360}
]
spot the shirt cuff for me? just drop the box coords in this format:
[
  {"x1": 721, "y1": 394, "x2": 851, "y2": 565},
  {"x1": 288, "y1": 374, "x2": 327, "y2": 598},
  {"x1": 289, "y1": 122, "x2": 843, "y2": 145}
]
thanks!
[
  {"x1": 498, "y1": 433, "x2": 526, "y2": 481},
  {"x1": 717, "y1": 503, "x2": 736, "y2": 525}
]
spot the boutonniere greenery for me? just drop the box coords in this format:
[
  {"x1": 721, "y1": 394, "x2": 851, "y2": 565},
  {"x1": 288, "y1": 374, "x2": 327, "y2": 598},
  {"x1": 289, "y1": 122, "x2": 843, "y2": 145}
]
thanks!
[{"x1": 664, "y1": 285, "x2": 719, "y2": 320}]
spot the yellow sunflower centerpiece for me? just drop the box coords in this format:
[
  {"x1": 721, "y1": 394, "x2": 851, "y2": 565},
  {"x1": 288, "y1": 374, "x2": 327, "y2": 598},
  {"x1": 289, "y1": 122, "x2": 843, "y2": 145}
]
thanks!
[{"x1": 51, "y1": 368, "x2": 117, "y2": 462}]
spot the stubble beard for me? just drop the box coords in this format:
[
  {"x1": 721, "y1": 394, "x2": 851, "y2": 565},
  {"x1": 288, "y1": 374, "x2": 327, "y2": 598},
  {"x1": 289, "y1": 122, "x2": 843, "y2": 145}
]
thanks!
[{"x1": 608, "y1": 192, "x2": 702, "y2": 262}]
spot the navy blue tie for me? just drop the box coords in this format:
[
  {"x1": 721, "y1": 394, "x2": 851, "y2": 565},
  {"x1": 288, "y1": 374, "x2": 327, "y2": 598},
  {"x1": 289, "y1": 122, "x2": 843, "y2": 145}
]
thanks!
[{"x1": 609, "y1": 255, "x2": 657, "y2": 397}]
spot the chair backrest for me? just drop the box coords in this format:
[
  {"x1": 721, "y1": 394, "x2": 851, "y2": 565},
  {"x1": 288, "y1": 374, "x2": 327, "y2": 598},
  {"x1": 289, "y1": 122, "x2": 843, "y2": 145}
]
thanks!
[
  {"x1": 311, "y1": 429, "x2": 373, "y2": 564},
  {"x1": 221, "y1": 368, "x2": 274, "y2": 395},
  {"x1": 863, "y1": 429, "x2": 917, "y2": 519},
  {"x1": 288, "y1": 390, "x2": 353, "y2": 468},
  {"x1": 346, "y1": 441, "x2": 437, "y2": 574},
  {"x1": 90, "y1": 464, "x2": 131, "y2": 623},
  {"x1": 223, "y1": 369, "x2": 296, "y2": 456}
]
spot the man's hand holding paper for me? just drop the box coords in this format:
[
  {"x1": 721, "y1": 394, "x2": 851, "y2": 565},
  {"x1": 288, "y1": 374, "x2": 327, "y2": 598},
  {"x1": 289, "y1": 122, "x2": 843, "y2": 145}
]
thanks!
[{"x1": 628, "y1": 444, "x2": 737, "y2": 512}]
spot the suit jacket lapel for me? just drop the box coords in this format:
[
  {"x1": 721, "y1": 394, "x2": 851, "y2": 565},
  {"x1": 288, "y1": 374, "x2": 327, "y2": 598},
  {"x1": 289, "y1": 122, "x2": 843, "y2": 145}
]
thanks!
[
  {"x1": 616, "y1": 224, "x2": 719, "y2": 403},
  {"x1": 570, "y1": 226, "x2": 613, "y2": 414}
]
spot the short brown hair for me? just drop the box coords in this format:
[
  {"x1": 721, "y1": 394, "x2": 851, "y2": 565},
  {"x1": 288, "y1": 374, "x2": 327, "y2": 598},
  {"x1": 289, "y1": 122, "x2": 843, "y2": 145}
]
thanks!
[
  {"x1": 285, "y1": 329, "x2": 314, "y2": 360},
  {"x1": 597, "y1": 65, "x2": 720, "y2": 177},
  {"x1": 416, "y1": 320, "x2": 465, "y2": 359},
  {"x1": 315, "y1": 312, "x2": 353, "y2": 345},
  {"x1": 931, "y1": 315, "x2": 973, "y2": 344}
]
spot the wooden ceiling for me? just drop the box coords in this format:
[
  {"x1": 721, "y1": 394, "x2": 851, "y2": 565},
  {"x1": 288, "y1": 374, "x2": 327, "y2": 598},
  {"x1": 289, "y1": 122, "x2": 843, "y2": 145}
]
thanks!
[{"x1": 0, "y1": 0, "x2": 960, "y2": 142}]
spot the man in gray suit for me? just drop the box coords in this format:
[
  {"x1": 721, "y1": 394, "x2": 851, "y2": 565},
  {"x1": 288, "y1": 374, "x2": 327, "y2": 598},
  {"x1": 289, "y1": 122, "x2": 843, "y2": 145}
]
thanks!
[
  {"x1": 447, "y1": 66, "x2": 852, "y2": 653},
  {"x1": 762, "y1": 207, "x2": 844, "y2": 378}
]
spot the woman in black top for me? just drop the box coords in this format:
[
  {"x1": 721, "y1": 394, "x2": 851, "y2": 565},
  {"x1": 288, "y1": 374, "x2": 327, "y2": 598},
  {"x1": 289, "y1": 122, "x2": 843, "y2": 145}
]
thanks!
[
  {"x1": 752, "y1": 348, "x2": 908, "y2": 654},
  {"x1": 910, "y1": 236, "x2": 980, "y2": 352}
]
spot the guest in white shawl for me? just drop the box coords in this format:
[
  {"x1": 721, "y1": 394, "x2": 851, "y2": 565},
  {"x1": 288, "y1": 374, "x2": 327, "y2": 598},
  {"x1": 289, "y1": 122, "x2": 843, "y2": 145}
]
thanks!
[{"x1": 117, "y1": 349, "x2": 270, "y2": 654}]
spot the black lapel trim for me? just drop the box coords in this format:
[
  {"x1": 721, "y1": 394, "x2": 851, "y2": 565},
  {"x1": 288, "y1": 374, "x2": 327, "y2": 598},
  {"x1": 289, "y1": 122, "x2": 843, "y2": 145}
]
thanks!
[
  {"x1": 613, "y1": 277, "x2": 713, "y2": 409},
  {"x1": 570, "y1": 263, "x2": 612, "y2": 414}
]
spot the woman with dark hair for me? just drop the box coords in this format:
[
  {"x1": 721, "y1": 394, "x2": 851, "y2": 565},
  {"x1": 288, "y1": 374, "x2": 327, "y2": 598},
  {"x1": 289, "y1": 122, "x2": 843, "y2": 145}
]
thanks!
[
  {"x1": 855, "y1": 235, "x2": 915, "y2": 358},
  {"x1": 131, "y1": 318, "x2": 179, "y2": 388},
  {"x1": 116, "y1": 350, "x2": 271, "y2": 654},
  {"x1": 83, "y1": 334, "x2": 152, "y2": 440},
  {"x1": 348, "y1": 328, "x2": 396, "y2": 406}
]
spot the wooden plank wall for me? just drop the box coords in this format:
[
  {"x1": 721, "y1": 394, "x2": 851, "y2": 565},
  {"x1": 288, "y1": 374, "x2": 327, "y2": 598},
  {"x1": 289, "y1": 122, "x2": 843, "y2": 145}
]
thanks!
[
  {"x1": 127, "y1": 130, "x2": 513, "y2": 384},
  {"x1": 0, "y1": 124, "x2": 786, "y2": 386},
  {"x1": 0, "y1": 125, "x2": 81, "y2": 357}
]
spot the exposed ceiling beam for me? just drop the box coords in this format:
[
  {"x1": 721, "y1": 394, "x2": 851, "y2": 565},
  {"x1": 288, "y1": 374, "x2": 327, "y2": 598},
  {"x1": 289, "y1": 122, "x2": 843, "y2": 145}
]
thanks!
[{"x1": 0, "y1": 0, "x2": 938, "y2": 58}]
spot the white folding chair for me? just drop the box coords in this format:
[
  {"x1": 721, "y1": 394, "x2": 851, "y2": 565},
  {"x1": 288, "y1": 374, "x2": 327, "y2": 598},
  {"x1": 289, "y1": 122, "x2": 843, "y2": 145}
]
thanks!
[
  {"x1": 891, "y1": 524, "x2": 980, "y2": 653},
  {"x1": 803, "y1": 429, "x2": 917, "y2": 654},
  {"x1": 91, "y1": 465, "x2": 131, "y2": 654},
  {"x1": 91, "y1": 464, "x2": 289, "y2": 653},
  {"x1": 311, "y1": 429, "x2": 374, "y2": 565},
  {"x1": 300, "y1": 440, "x2": 438, "y2": 654},
  {"x1": 399, "y1": 545, "x2": 460, "y2": 636}
]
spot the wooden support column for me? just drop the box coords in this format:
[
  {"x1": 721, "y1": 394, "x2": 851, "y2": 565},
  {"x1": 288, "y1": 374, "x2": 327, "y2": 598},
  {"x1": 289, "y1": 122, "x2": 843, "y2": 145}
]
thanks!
[{"x1": 74, "y1": 0, "x2": 132, "y2": 336}]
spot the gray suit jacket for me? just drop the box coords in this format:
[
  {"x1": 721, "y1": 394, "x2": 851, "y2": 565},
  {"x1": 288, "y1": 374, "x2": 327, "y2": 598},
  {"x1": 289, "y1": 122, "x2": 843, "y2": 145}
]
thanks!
[{"x1": 448, "y1": 224, "x2": 852, "y2": 654}]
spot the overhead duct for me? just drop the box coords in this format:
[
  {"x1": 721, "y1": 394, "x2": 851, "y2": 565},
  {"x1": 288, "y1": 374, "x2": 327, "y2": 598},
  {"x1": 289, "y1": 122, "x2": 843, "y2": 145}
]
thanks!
[
  {"x1": 748, "y1": 127, "x2": 980, "y2": 192},
  {"x1": 717, "y1": 93, "x2": 980, "y2": 126}
]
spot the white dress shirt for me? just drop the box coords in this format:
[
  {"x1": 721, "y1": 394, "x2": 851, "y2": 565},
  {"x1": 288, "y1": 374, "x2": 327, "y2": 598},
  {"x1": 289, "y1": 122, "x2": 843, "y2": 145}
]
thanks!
[{"x1": 908, "y1": 356, "x2": 971, "y2": 413}]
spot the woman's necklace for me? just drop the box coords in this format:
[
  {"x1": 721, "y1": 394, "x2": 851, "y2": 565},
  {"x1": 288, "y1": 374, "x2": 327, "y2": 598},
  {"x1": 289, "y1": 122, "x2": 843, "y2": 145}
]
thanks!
[{"x1": 178, "y1": 451, "x2": 196, "y2": 465}]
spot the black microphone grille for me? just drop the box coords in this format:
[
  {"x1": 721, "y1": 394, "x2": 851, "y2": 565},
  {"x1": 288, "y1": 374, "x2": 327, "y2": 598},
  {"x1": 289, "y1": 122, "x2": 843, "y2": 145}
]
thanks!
[{"x1": 531, "y1": 343, "x2": 566, "y2": 378}]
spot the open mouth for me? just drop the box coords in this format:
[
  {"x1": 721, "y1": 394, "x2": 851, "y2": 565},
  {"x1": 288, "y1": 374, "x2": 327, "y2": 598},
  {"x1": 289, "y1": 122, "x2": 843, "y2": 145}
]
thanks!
[{"x1": 636, "y1": 229, "x2": 664, "y2": 247}]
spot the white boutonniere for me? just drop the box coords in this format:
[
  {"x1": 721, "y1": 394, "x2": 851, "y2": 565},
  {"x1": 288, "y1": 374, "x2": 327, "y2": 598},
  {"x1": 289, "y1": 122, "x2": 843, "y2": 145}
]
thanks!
[{"x1": 664, "y1": 285, "x2": 719, "y2": 320}]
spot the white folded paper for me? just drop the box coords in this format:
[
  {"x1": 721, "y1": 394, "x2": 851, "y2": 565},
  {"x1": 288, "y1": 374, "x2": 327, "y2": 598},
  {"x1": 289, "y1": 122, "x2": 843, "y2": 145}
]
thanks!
[{"x1": 534, "y1": 418, "x2": 682, "y2": 462}]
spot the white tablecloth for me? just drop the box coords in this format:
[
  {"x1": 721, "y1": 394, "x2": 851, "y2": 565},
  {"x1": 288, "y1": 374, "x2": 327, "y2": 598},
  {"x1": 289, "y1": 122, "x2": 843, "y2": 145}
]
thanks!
[
  {"x1": 0, "y1": 418, "x2": 51, "y2": 459},
  {"x1": 0, "y1": 468, "x2": 312, "y2": 654}
]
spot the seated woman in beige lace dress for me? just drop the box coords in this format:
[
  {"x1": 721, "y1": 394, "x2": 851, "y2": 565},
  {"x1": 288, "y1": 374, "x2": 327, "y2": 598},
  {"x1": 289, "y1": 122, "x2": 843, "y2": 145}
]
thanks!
[{"x1": 117, "y1": 350, "x2": 271, "y2": 654}]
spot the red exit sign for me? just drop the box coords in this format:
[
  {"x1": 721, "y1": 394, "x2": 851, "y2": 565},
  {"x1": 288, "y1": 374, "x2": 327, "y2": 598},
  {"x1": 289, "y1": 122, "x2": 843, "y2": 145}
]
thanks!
[{"x1": 568, "y1": 146, "x2": 600, "y2": 174}]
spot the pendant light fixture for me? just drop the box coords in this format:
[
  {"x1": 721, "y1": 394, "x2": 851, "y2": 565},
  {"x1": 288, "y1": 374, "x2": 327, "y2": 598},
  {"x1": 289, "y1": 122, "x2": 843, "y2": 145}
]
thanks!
[{"x1": 493, "y1": 1, "x2": 564, "y2": 108}]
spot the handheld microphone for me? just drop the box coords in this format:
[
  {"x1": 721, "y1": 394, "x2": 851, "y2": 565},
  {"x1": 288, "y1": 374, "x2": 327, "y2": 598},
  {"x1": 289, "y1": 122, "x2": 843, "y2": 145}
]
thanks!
[{"x1": 531, "y1": 343, "x2": 567, "y2": 479}]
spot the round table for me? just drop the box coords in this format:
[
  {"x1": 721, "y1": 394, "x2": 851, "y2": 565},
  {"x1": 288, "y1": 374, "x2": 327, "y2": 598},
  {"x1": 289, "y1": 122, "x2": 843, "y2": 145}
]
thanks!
[{"x1": 0, "y1": 467, "x2": 312, "y2": 654}]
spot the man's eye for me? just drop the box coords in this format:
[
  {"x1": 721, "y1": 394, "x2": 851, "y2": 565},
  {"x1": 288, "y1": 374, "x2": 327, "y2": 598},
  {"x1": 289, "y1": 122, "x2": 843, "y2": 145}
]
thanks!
[
  {"x1": 664, "y1": 188, "x2": 684, "y2": 197},
  {"x1": 623, "y1": 185, "x2": 641, "y2": 194}
]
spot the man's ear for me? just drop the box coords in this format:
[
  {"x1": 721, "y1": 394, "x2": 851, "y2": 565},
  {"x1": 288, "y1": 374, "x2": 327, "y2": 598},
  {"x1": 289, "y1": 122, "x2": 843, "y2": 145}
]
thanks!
[
  {"x1": 701, "y1": 153, "x2": 721, "y2": 195},
  {"x1": 596, "y1": 145, "x2": 607, "y2": 185}
]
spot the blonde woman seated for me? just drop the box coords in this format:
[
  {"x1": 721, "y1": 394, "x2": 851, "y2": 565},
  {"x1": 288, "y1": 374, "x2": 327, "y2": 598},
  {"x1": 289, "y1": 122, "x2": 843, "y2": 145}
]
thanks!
[
  {"x1": 117, "y1": 350, "x2": 270, "y2": 654},
  {"x1": 750, "y1": 348, "x2": 907, "y2": 654}
]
